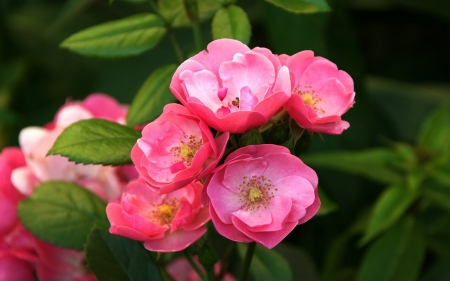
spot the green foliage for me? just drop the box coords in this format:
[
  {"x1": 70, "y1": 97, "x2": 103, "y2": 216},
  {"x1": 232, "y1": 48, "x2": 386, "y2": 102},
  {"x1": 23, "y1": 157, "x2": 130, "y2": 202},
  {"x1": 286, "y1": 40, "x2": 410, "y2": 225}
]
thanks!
[
  {"x1": 357, "y1": 217, "x2": 426, "y2": 281},
  {"x1": 301, "y1": 148, "x2": 403, "y2": 184},
  {"x1": 239, "y1": 128, "x2": 264, "y2": 147},
  {"x1": 60, "y1": 14, "x2": 166, "y2": 58},
  {"x1": 48, "y1": 119, "x2": 141, "y2": 166},
  {"x1": 316, "y1": 188, "x2": 338, "y2": 215},
  {"x1": 85, "y1": 227, "x2": 163, "y2": 281},
  {"x1": 212, "y1": 5, "x2": 252, "y2": 44},
  {"x1": 127, "y1": 64, "x2": 177, "y2": 127},
  {"x1": 265, "y1": 0, "x2": 331, "y2": 13},
  {"x1": 360, "y1": 183, "x2": 419, "y2": 244},
  {"x1": 158, "y1": 0, "x2": 221, "y2": 27},
  {"x1": 18, "y1": 181, "x2": 108, "y2": 250},
  {"x1": 417, "y1": 105, "x2": 450, "y2": 161},
  {"x1": 238, "y1": 243, "x2": 293, "y2": 281}
]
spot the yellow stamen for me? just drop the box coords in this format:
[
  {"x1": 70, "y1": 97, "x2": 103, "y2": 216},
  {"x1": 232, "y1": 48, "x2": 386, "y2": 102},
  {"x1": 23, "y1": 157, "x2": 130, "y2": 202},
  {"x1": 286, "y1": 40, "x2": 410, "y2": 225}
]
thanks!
[
  {"x1": 248, "y1": 188, "x2": 263, "y2": 202},
  {"x1": 180, "y1": 143, "x2": 194, "y2": 160},
  {"x1": 302, "y1": 93, "x2": 314, "y2": 106},
  {"x1": 158, "y1": 204, "x2": 174, "y2": 223}
]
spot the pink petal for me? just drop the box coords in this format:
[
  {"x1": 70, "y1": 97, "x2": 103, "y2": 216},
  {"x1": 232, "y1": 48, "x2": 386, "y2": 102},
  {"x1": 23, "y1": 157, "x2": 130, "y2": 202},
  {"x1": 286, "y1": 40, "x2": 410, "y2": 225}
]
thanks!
[
  {"x1": 233, "y1": 207, "x2": 272, "y2": 228},
  {"x1": 209, "y1": 205, "x2": 252, "y2": 243},
  {"x1": 208, "y1": 173, "x2": 242, "y2": 224},
  {"x1": 298, "y1": 188, "x2": 321, "y2": 224},
  {"x1": 248, "y1": 196, "x2": 292, "y2": 232},
  {"x1": 239, "y1": 87, "x2": 258, "y2": 111},
  {"x1": 222, "y1": 159, "x2": 267, "y2": 193},
  {"x1": 224, "y1": 144, "x2": 289, "y2": 163},
  {"x1": 180, "y1": 69, "x2": 222, "y2": 112},
  {"x1": 144, "y1": 227, "x2": 207, "y2": 252}
]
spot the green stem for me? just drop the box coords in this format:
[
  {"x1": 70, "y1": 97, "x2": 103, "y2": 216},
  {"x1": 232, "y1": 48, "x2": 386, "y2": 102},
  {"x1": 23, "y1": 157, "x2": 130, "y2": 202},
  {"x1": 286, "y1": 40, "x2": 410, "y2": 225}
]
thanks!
[
  {"x1": 218, "y1": 242, "x2": 236, "y2": 280},
  {"x1": 238, "y1": 243, "x2": 256, "y2": 281},
  {"x1": 206, "y1": 267, "x2": 217, "y2": 281},
  {"x1": 192, "y1": 20, "x2": 203, "y2": 52},
  {"x1": 183, "y1": 251, "x2": 207, "y2": 281},
  {"x1": 168, "y1": 30, "x2": 185, "y2": 63}
]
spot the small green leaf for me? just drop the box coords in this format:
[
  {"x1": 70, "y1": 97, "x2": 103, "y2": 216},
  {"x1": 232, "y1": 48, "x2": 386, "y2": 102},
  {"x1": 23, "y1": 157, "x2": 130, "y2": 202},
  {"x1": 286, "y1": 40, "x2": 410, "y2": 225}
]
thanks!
[
  {"x1": 85, "y1": 227, "x2": 163, "y2": 281},
  {"x1": 265, "y1": 0, "x2": 331, "y2": 13},
  {"x1": 18, "y1": 181, "x2": 108, "y2": 250},
  {"x1": 360, "y1": 184, "x2": 419, "y2": 245},
  {"x1": 301, "y1": 149, "x2": 403, "y2": 184},
  {"x1": 317, "y1": 188, "x2": 338, "y2": 216},
  {"x1": 60, "y1": 13, "x2": 166, "y2": 58},
  {"x1": 212, "y1": 5, "x2": 251, "y2": 44},
  {"x1": 237, "y1": 243, "x2": 292, "y2": 281},
  {"x1": 240, "y1": 128, "x2": 263, "y2": 147},
  {"x1": 417, "y1": 105, "x2": 450, "y2": 159},
  {"x1": 357, "y1": 217, "x2": 426, "y2": 281},
  {"x1": 47, "y1": 119, "x2": 141, "y2": 165},
  {"x1": 159, "y1": 0, "x2": 221, "y2": 27},
  {"x1": 424, "y1": 181, "x2": 450, "y2": 213},
  {"x1": 127, "y1": 64, "x2": 177, "y2": 127},
  {"x1": 199, "y1": 245, "x2": 219, "y2": 269},
  {"x1": 48, "y1": 119, "x2": 141, "y2": 166}
]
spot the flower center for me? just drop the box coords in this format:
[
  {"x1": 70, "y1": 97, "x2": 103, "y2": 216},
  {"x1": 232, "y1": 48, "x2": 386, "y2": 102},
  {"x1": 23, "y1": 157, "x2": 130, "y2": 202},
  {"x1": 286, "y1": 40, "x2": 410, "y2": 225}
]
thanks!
[
  {"x1": 238, "y1": 175, "x2": 275, "y2": 211},
  {"x1": 150, "y1": 199, "x2": 180, "y2": 226},
  {"x1": 294, "y1": 86, "x2": 325, "y2": 115},
  {"x1": 171, "y1": 134, "x2": 202, "y2": 166}
]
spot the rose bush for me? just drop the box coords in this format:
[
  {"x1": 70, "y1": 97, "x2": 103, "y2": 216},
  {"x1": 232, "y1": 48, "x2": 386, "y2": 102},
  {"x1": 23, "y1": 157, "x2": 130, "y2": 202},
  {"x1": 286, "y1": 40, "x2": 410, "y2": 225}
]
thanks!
[
  {"x1": 131, "y1": 103, "x2": 228, "y2": 194},
  {"x1": 281, "y1": 51, "x2": 355, "y2": 134},
  {"x1": 170, "y1": 39, "x2": 291, "y2": 133},
  {"x1": 205, "y1": 144, "x2": 320, "y2": 249},
  {"x1": 107, "y1": 179, "x2": 210, "y2": 252}
]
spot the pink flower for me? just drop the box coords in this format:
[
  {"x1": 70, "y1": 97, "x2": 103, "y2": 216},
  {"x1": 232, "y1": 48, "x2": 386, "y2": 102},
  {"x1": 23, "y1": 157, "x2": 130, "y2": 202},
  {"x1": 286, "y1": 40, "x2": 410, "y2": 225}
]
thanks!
[
  {"x1": 106, "y1": 179, "x2": 210, "y2": 252},
  {"x1": 170, "y1": 39, "x2": 291, "y2": 133},
  {"x1": 205, "y1": 144, "x2": 320, "y2": 249},
  {"x1": 131, "y1": 104, "x2": 229, "y2": 194},
  {"x1": 166, "y1": 257, "x2": 235, "y2": 281},
  {"x1": 282, "y1": 51, "x2": 355, "y2": 134},
  {"x1": 11, "y1": 93, "x2": 136, "y2": 200}
]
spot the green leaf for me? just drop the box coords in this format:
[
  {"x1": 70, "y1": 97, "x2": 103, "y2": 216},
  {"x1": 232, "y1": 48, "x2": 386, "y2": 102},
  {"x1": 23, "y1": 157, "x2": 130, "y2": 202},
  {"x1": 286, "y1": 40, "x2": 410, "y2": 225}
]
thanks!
[
  {"x1": 301, "y1": 149, "x2": 403, "y2": 184},
  {"x1": 211, "y1": 5, "x2": 251, "y2": 44},
  {"x1": 126, "y1": 64, "x2": 177, "y2": 127},
  {"x1": 357, "y1": 217, "x2": 426, "y2": 281},
  {"x1": 424, "y1": 181, "x2": 450, "y2": 213},
  {"x1": 240, "y1": 128, "x2": 264, "y2": 147},
  {"x1": 48, "y1": 119, "x2": 141, "y2": 166},
  {"x1": 265, "y1": 0, "x2": 331, "y2": 13},
  {"x1": 317, "y1": 188, "x2": 338, "y2": 216},
  {"x1": 417, "y1": 105, "x2": 450, "y2": 158},
  {"x1": 199, "y1": 245, "x2": 219, "y2": 269},
  {"x1": 360, "y1": 183, "x2": 419, "y2": 245},
  {"x1": 237, "y1": 243, "x2": 292, "y2": 281},
  {"x1": 18, "y1": 181, "x2": 108, "y2": 250},
  {"x1": 85, "y1": 227, "x2": 163, "y2": 281},
  {"x1": 60, "y1": 13, "x2": 166, "y2": 58},
  {"x1": 159, "y1": 0, "x2": 221, "y2": 27}
]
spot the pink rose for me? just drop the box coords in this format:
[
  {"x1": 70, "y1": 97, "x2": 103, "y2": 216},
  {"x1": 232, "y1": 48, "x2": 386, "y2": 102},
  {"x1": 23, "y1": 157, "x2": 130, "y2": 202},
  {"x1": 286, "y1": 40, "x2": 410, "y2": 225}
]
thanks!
[
  {"x1": 205, "y1": 144, "x2": 320, "y2": 249},
  {"x1": 11, "y1": 93, "x2": 136, "y2": 200},
  {"x1": 106, "y1": 179, "x2": 210, "y2": 252},
  {"x1": 170, "y1": 39, "x2": 291, "y2": 133},
  {"x1": 131, "y1": 104, "x2": 229, "y2": 194},
  {"x1": 283, "y1": 51, "x2": 355, "y2": 134},
  {"x1": 166, "y1": 257, "x2": 235, "y2": 281}
]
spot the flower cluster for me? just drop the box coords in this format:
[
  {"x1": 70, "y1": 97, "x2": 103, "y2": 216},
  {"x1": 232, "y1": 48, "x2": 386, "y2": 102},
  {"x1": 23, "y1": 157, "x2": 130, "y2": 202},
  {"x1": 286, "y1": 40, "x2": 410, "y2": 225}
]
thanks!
[
  {"x1": 110, "y1": 38, "x2": 354, "y2": 252},
  {"x1": 0, "y1": 94, "x2": 136, "y2": 280}
]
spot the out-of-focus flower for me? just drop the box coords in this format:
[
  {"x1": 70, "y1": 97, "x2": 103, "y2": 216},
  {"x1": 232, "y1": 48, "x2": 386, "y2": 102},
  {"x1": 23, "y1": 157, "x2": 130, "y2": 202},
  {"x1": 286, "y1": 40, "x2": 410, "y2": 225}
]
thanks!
[
  {"x1": 170, "y1": 38, "x2": 291, "y2": 133},
  {"x1": 282, "y1": 51, "x2": 355, "y2": 134},
  {"x1": 11, "y1": 93, "x2": 136, "y2": 200},
  {"x1": 166, "y1": 257, "x2": 235, "y2": 281},
  {"x1": 205, "y1": 144, "x2": 320, "y2": 249},
  {"x1": 131, "y1": 104, "x2": 228, "y2": 194},
  {"x1": 107, "y1": 179, "x2": 210, "y2": 252}
]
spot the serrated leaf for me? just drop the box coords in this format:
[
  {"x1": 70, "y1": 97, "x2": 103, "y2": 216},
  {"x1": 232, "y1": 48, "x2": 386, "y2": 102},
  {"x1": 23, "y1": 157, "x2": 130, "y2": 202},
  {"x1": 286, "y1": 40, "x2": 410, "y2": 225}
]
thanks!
[
  {"x1": 18, "y1": 181, "x2": 108, "y2": 250},
  {"x1": 159, "y1": 0, "x2": 221, "y2": 27},
  {"x1": 240, "y1": 128, "x2": 263, "y2": 147},
  {"x1": 48, "y1": 119, "x2": 141, "y2": 166},
  {"x1": 212, "y1": 5, "x2": 251, "y2": 44},
  {"x1": 126, "y1": 64, "x2": 177, "y2": 127},
  {"x1": 360, "y1": 183, "x2": 419, "y2": 245},
  {"x1": 357, "y1": 217, "x2": 425, "y2": 281},
  {"x1": 60, "y1": 13, "x2": 166, "y2": 58},
  {"x1": 317, "y1": 188, "x2": 338, "y2": 216},
  {"x1": 417, "y1": 105, "x2": 450, "y2": 157},
  {"x1": 265, "y1": 0, "x2": 331, "y2": 13},
  {"x1": 85, "y1": 227, "x2": 162, "y2": 281},
  {"x1": 237, "y1": 243, "x2": 292, "y2": 281},
  {"x1": 301, "y1": 149, "x2": 403, "y2": 184}
]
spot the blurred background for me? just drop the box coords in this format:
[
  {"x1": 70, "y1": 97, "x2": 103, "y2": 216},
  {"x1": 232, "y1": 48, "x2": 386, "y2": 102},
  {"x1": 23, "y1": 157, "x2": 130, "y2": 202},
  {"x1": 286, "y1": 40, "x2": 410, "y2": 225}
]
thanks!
[{"x1": 1, "y1": 0, "x2": 449, "y2": 280}]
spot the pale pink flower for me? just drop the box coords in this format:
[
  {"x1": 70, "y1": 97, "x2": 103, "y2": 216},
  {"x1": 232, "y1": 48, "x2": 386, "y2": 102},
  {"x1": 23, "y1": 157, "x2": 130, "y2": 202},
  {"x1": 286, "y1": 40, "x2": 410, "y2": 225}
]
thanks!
[
  {"x1": 166, "y1": 257, "x2": 235, "y2": 281},
  {"x1": 131, "y1": 104, "x2": 228, "y2": 194},
  {"x1": 106, "y1": 179, "x2": 210, "y2": 252},
  {"x1": 282, "y1": 51, "x2": 355, "y2": 134},
  {"x1": 170, "y1": 39, "x2": 291, "y2": 133},
  {"x1": 205, "y1": 144, "x2": 320, "y2": 249},
  {"x1": 11, "y1": 93, "x2": 136, "y2": 200}
]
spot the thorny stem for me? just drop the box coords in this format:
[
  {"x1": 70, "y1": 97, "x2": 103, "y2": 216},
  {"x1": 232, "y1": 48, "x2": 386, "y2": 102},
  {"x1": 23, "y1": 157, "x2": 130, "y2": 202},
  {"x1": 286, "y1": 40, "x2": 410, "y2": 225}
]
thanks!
[
  {"x1": 183, "y1": 251, "x2": 207, "y2": 281},
  {"x1": 238, "y1": 243, "x2": 256, "y2": 281}
]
